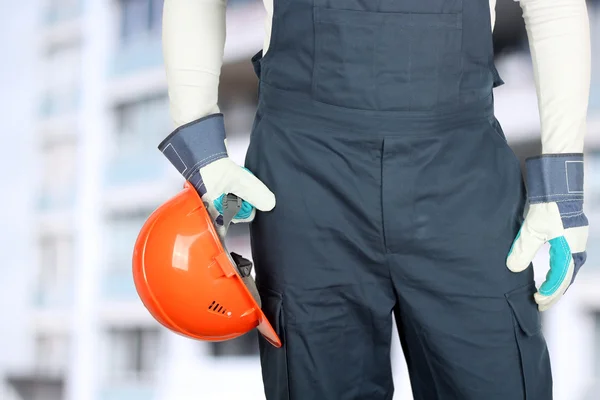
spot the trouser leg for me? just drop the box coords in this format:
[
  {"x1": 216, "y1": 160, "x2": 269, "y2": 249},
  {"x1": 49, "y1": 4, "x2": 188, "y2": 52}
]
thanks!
[
  {"x1": 246, "y1": 112, "x2": 397, "y2": 400},
  {"x1": 383, "y1": 118, "x2": 553, "y2": 400}
]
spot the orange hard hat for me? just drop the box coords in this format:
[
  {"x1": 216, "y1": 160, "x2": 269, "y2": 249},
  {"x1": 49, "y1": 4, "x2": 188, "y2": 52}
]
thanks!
[{"x1": 132, "y1": 181, "x2": 281, "y2": 348}]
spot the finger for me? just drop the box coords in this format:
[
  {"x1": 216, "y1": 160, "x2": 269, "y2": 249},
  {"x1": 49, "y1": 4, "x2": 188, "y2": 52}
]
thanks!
[
  {"x1": 533, "y1": 260, "x2": 574, "y2": 311},
  {"x1": 534, "y1": 292, "x2": 563, "y2": 312},
  {"x1": 539, "y1": 237, "x2": 575, "y2": 296},
  {"x1": 506, "y1": 221, "x2": 546, "y2": 273},
  {"x1": 226, "y1": 168, "x2": 276, "y2": 212},
  {"x1": 233, "y1": 207, "x2": 256, "y2": 224}
]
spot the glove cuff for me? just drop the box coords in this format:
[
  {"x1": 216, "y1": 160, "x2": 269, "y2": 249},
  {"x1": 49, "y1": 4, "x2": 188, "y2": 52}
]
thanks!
[
  {"x1": 158, "y1": 113, "x2": 228, "y2": 194},
  {"x1": 525, "y1": 153, "x2": 584, "y2": 204}
]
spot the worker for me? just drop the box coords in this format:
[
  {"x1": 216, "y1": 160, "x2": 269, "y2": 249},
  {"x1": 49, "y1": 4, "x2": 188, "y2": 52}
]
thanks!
[{"x1": 158, "y1": 0, "x2": 591, "y2": 398}]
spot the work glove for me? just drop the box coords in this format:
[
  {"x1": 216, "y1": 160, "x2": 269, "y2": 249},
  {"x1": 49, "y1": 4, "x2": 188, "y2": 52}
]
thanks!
[
  {"x1": 158, "y1": 114, "x2": 276, "y2": 237},
  {"x1": 507, "y1": 154, "x2": 589, "y2": 311}
]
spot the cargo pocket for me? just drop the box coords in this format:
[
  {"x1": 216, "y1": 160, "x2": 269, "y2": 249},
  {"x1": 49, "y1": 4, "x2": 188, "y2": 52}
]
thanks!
[
  {"x1": 258, "y1": 288, "x2": 291, "y2": 400},
  {"x1": 491, "y1": 62, "x2": 505, "y2": 88},
  {"x1": 505, "y1": 283, "x2": 553, "y2": 399},
  {"x1": 312, "y1": 7, "x2": 462, "y2": 111}
]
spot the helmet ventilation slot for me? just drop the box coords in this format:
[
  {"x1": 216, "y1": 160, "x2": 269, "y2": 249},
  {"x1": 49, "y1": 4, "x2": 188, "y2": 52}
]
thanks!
[{"x1": 208, "y1": 300, "x2": 229, "y2": 316}]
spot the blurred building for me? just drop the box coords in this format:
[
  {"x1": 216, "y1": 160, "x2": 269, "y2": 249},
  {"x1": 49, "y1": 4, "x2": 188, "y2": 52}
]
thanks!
[
  {"x1": 2, "y1": 0, "x2": 269, "y2": 399},
  {"x1": 0, "y1": 1, "x2": 599, "y2": 400}
]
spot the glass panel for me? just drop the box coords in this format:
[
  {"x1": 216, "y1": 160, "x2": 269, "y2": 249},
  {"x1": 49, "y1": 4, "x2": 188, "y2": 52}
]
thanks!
[
  {"x1": 106, "y1": 212, "x2": 151, "y2": 271},
  {"x1": 108, "y1": 96, "x2": 170, "y2": 184},
  {"x1": 107, "y1": 328, "x2": 160, "y2": 382},
  {"x1": 114, "y1": 95, "x2": 169, "y2": 158}
]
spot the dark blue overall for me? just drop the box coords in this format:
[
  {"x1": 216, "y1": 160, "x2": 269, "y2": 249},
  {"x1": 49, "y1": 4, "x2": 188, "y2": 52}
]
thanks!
[{"x1": 244, "y1": 0, "x2": 553, "y2": 398}]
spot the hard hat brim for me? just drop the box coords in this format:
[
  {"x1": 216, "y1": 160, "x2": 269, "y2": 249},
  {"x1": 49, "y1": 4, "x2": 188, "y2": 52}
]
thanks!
[
  {"x1": 256, "y1": 309, "x2": 283, "y2": 348},
  {"x1": 185, "y1": 181, "x2": 282, "y2": 348}
]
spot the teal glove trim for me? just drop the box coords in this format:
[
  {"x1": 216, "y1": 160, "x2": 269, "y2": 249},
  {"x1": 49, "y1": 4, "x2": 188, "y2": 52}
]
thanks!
[
  {"x1": 539, "y1": 236, "x2": 572, "y2": 296},
  {"x1": 213, "y1": 167, "x2": 255, "y2": 220},
  {"x1": 507, "y1": 229, "x2": 521, "y2": 259}
]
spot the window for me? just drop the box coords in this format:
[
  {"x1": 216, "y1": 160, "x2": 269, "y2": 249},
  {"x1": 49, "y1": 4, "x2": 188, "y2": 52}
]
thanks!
[
  {"x1": 42, "y1": 44, "x2": 81, "y2": 116},
  {"x1": 40, "y1": 139, "x2": 77, "y2": 208},
  {"x1": 34, "y1": 333, "x2": 69, "y2": 372},
  {"x1": 108, "y1": 96, "x2": 169, "y2": 183},
  {"x1": 113, "y1": 95, "x2": 170, "y2": 160},
  {"x1": 120, "y1": 0, "x2": 163, "y2": 42},
  {"x1": 209, "y1": 330, "x2": 259, "y2": 357},
  {"x1": 106, "y1": 328, "x2": 161, "y2": 382},
  {"x1": 106, "y1": 210, "x2": 153, "y2": 272},
  {"x1": 38, "y1": 234, "x2": 73, "y2": 292}
]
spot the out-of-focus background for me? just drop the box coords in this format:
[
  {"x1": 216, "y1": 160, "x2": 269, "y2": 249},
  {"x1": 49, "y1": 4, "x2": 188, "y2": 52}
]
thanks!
[{"x1": 0, "y1": 0, "x2": 599, "y2": 399}]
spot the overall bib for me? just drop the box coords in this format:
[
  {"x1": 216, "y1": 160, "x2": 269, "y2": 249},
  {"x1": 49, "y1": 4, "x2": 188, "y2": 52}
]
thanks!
[{"x1": 244, "y1": 0, "x2": 553, "y2": 398}]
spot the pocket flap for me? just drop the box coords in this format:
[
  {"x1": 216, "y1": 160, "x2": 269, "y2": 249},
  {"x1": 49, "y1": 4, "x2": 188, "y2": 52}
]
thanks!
[
  {"x1": 251, "y1": 50, "x2": 263, "y2": 79},
  {"x1": 505, "y1": 283, "x2": 542, "y2": 337},
  {"x1": 259, "y1": 288, "x2": 285, "y2": 338}
]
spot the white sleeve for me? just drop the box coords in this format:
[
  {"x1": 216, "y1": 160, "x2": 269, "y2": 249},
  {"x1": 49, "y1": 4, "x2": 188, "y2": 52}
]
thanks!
[
  {"x1": 518, "y1": 0, "x2": 591, "y2": 154},
  {"x1": 162, "y1": 0, "x2": 227, "y2": 128}
]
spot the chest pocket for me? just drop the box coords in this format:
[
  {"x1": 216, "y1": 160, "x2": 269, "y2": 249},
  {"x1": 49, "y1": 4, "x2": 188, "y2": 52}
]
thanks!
[{"x1": 312, "y1": 7, "x2": 463, "y2": 111}]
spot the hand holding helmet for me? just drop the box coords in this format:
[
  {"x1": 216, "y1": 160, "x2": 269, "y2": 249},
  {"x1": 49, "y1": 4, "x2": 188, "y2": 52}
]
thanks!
[
  {"x1": 132, "y1": 114, "x2": 281, "y2": 348},
  {"x1": 158, "y1": 113, "x2": 275, "y2": 237}
]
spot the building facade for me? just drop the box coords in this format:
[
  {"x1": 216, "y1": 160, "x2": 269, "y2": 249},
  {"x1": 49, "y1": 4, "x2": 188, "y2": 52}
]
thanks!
[{"x1": 1, "y1": 1, "x2": 600, "y2": 400}]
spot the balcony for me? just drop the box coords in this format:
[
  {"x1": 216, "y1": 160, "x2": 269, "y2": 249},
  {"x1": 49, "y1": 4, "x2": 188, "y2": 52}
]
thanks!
[
  {"x1": 5, "y1": 369, "x2": 64, "y2": 400},
  {"x1": 34, "y1": 283, "x2": 74, "y2": 309},
  {"x1": 99, "y1": 382, "x2": 155, "y2": 400}
]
